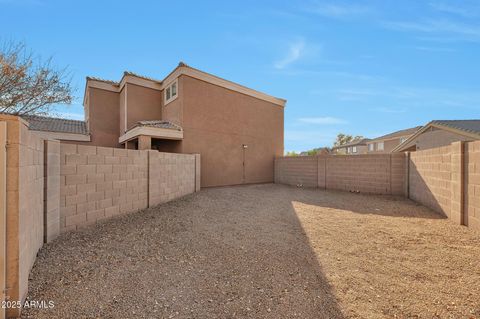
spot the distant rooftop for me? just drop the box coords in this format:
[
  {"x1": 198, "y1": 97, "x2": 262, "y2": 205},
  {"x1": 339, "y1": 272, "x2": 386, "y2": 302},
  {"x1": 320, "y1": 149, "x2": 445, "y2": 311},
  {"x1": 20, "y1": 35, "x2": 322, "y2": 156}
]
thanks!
[
  {"x1": 371, "y1": 126, "x2": 423, "y2": 141},
  {"x1": 332, "y1": 138, "x2": 371, "y2": 149},
  {"x1": 22, "y1": 115, "x2": 88, "y2": 135},
  {"x1": 431, "y1": 120, "x2": 480, "y2": 136}
]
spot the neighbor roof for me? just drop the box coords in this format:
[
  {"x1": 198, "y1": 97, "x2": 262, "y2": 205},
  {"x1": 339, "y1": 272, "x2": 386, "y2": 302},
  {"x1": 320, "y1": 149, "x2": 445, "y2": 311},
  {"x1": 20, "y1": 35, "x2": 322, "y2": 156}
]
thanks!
[
  {"x1": 130, "y1": 120, "x2": 182, "y2": 131},
  {"x1": 392, "y1": 119, "x2": 480, "y2": 152},
  {"x1": 430, "y1": 120, "x2": 480, "y2": 135},
  {"x1": 22, "y1": 115, "x2": 88, "y2": 135},
  {"x1": 332, "y1": 138, "x2": 371, "y2": 149},
  {"x1": 370, "y1": 126, "x2": 422, "y2": 142}
]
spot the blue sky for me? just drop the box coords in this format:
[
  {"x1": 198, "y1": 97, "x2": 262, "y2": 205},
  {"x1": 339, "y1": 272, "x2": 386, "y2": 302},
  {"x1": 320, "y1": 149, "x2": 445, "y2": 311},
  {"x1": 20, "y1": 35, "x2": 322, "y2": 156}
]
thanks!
[{"x1": 1, "y1": 0, "x2": 480, "y2": 152}]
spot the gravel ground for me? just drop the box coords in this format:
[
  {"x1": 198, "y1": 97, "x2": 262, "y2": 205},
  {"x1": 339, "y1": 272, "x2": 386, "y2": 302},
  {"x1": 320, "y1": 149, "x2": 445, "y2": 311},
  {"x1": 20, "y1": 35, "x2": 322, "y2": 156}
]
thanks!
[{"x1": 22, "y1": 184, "x2": 480, "y2": 319}]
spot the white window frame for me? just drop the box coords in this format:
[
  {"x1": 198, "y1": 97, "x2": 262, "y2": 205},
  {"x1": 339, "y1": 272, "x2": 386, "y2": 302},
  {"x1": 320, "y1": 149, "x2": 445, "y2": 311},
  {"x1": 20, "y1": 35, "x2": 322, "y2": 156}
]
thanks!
[
  {"x1": 347, "y1": 147, "x2": 351, "y2": 153},
  {"x1": 377, "y1": 142, "x2": 384, "y2": 151},
  {"x1": 352, "y1": 146, "x2": 357, "y2": 153},
  {"x1": 164, "y1": 79, "x2": 178, "y2": 106},
  {"x1": 368, "y1": 143, "x2": 374, "y2": 151}
]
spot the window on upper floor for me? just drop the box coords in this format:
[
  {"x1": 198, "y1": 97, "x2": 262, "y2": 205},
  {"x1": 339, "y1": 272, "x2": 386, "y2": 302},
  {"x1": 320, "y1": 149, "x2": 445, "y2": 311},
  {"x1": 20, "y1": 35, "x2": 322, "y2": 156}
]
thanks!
[
  {"x1": 352, "y1": 146, "x2": 357, "y2": 153},
  {"x1": 377, "y1": 142, "x2": 384, "y2": 151},
  {"x1": 368, "y1": 143, "x2": 374, "y2": 151},
  {"x1": 164, "y1": 79, "x2": 178, "y2": 105},
  {"x1": 400, "y1": 137, "x2": 408, "y2": 144}
]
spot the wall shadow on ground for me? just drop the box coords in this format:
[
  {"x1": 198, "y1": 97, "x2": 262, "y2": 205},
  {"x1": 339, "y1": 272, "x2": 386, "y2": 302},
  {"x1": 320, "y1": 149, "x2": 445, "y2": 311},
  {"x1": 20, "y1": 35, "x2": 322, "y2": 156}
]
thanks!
[
  {"x1": 286, "y1": 184, "x2": 446, "y2": 220},
  {"x1": 22, "y1": 184, "x2": 346, "y2": 319}
]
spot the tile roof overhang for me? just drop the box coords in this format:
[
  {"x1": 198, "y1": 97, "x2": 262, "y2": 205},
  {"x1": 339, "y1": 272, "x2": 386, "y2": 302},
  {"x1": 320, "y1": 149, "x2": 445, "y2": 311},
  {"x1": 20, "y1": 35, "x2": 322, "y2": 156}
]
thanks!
[
  {"x1": 119, "y1": 120, "x2": 183, "y2": 144},
  {"x1": 392, "y1": 120, "x2": 480, "y2": 152}
]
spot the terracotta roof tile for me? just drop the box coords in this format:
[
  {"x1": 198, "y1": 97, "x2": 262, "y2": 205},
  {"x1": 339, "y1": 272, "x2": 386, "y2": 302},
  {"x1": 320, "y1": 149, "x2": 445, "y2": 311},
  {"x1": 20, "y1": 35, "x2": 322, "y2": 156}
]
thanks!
[
  {"x1": 130, "y1": 120, "x2": 182, "y2": 131},
  {"x1": 22, "y1": 115, "x2": 88, "y2": 135}
]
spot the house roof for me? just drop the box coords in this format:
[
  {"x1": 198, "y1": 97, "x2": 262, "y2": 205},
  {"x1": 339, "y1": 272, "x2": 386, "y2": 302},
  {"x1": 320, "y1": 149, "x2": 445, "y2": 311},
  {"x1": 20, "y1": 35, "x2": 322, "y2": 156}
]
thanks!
[
  {"x1": 22, "y1": 115, "x2": 88, "y2": 135},
  {"x1": 130, "y1": 120, "x2": 182, "y2": 131},
  {"x1": 392, "y1": 119, "x2": 480, "y2": 152},
  {"x1": 332, "y1": 138, "x2": 371, "y2": 149},
  {"x1": 85, "y1": 62, "x2": 286, "y2": 107},
  {"x1": 370, "y1": 126, "x2": 423, "y2": 142},
  {"x1": 430, "y1": 120, "x2": 480, "y2": 135}
]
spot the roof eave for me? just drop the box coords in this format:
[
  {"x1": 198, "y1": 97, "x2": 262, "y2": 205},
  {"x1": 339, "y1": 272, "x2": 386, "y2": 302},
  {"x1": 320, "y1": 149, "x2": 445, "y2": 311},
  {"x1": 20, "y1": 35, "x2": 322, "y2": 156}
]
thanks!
[{"x1": 392, "y1": 122, "x2": 480, "y2": 152}]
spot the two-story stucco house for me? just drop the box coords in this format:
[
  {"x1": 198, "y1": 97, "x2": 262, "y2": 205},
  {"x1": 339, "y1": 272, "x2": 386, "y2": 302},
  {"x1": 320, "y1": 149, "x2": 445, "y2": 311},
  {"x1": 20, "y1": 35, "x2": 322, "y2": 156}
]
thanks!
[
  {"x1": 332, "y1": 138, "x2": 371, "y2": 155},
  {"x1": 24, "y1": 63, "x2": 286, "y2": 188},
  {"x1": 367, "y1": 126, "x2": 422, "y2": 154}
]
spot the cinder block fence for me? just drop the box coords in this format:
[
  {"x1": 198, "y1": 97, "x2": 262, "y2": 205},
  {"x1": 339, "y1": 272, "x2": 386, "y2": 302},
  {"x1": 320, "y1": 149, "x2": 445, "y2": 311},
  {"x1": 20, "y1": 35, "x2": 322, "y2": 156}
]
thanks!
[
  {"x1": 408, "y1": 141, "x2": 480, "y2": 230},
  {"x1": 275, "y1": 140, "x2": 480, "y2": 231},
  {"x1": 0, "y1": 114, "x2": 200, "y2": 318},
  {"x1": 275, "y1": 154, "x2": 406, "y2": 195}
]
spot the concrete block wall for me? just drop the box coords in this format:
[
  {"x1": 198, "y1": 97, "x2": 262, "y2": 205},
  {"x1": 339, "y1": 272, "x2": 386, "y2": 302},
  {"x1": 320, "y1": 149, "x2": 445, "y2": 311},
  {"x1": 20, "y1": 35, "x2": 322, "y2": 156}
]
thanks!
[
  {"x1": 59, "y1": 144, "x2": 200, "y2": 232},
  {"x1": 59, "y1": 144, "x2": 149, "y2": 232},
  {"x1": 1, "y1": 115, "x2": 45, "y2": 318},
  {"x1": 148, "y1": 151, "x2": 198, "y2": 207},
  {"x1": 464, "y1": 141, "x2": 480, "y2": 230},
  {"x1": 0, "y1": 113, "x2": 201, "y2": 317},
  {"x1": 274, "y1": 156, "x2": 318, "y2": 187},
  {"x1": 275, "y1": 154, "x2": 406, "y2": 195},
  {"x1": 44, "y1": 140, "x2": 60, "y2": 243},
  {"x1": 18, "y1": 122, "x2": 44, "y2": 312},
  {"x1": 325, "y1": 155, "x2": 393, "y2": 194},
  {"x1": 409, "y1": 145, "x2": 452, "y2": 217}
]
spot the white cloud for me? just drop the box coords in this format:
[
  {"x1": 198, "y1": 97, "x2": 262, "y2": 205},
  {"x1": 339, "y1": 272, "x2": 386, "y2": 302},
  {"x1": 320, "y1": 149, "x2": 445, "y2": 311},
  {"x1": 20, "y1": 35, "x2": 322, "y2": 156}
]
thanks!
[
  {"x1": 274, "y1": 39, "x2": 306, "y2": 69},
  {"x1": 413, "y1": 46, "x2": 456, "y2": 52},
  {"x1": 370, "y1": 107, "x2": 407, "y2": 114},
  {"x1": 298, "y1": 116, "x2": 348, "y2": 125},
  {"x1": 306, "y1": 2, "x2": 371, "y2": 18},
  {"x1": 429, "y1": 1, "x2": 480, "y2": 18},
  {"x1": 384, "y1": 19, "x2": 480, "y2": 38}
]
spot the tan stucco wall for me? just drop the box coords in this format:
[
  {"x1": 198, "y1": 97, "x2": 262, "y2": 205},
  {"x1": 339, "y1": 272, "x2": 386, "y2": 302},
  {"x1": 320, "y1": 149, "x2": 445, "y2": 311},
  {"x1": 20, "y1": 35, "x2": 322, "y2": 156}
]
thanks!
[
  {"x1": 87, "y1": 88, "x2": 120, "y2": 147},
  {"x1": 119, "y1": 87, "x2": 126, "y2": 135},
  {"x1": 126, "y1": 83, "x2": 162, "y2": 131},
  {"x1": 84, "y1": 73, "x2": 284, "y2": 187},
  {"x1": 415, "y1": 128, "x2": 472, "y2": 151},
  {"x1": 179, "y1": 75, "x2": 284, "y2": 187},
  {"x1": 162, "y1": 78, "x2": 183, "y2": 127},
  {"x1": 368, "y1": 138, "x2": 402, "y2": 153}
]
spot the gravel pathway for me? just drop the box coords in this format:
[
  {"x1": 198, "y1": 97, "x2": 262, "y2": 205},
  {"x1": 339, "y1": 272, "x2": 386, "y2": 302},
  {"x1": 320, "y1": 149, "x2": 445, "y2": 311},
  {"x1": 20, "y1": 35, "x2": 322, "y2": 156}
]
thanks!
[{"x1": 22, "y1": 184, "x2": 480, "y2": 318}]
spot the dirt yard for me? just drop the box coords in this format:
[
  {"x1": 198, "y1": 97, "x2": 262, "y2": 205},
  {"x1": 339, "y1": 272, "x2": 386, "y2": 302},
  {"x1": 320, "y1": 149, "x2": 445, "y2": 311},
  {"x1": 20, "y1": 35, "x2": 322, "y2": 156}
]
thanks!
[{"x1": 22, "y1": 184, "x2": 480, "y2": 318}]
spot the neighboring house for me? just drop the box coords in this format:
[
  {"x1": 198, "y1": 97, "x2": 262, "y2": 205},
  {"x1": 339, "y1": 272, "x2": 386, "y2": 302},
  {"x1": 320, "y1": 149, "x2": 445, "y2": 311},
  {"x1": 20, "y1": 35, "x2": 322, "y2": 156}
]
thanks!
[
  {"x1": 22, "y1": 115, "x2": 90, "y2": 142},
  {"x1": 332, "y1": 138, "x2": 371, "y2": 155},
  {"x1": 393, "y1": 120, "x2": 480, "y2": 152},
  {"x1": 23, "y1": 62, "x2": 286, "y2": 188},
  {"x1": 367, "y1": 126, "x2": 422, "y2": 154}
]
